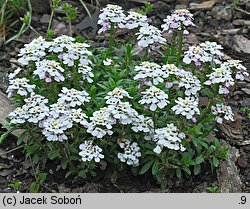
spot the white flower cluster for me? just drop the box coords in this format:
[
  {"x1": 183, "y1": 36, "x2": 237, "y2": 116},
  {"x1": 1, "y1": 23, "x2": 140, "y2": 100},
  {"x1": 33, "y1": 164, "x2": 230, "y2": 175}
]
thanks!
[
  {"x1": 58, "y1": 87, "x2": 90, "y2": 107},
  {"x1": 18, "y1": 36, "x2": 50, "y2": 65},
  {"x1": 34, "y1": 60, "x2": 65, "y2": 82},
  {"x1": 172, "y1": 97, "x2": 200, "y2": 120},
  {"x1": 204, "y1": 66, "x2": 234, "y2": 94},
  {"x1": 117, "y1": 139, "x2": 141, "y2": 167},
  {"x1": 119, "y1": 11, "x2": 148, "y2": 29},
  {"x1": 6, "y1": 78, "x2": 36, "y2": 98},
  {"x1": 134, "y1": 61, "x2": 169, "y2": 86},
  {"x1": 162, "y1": 9, "x2": 195, "y2": 34},
  {"x1": 136, "y1": 25, "x2": 166, "y2": 49},
  {"x1": 139, "y1": 86, "x2": 169, "y2": 111},
  {"x1": 183, "y1": 41, "x2": 223, "y2": 66},
  {"x1": 79, "y1": 140, "x2": 104, "y2": 162},
  {"x1": 153, "y1": 123, "x2": 186, "y2": 154},
  {"x1": 211, "y1": 103, "x2": 234, "y2": 124},
  {"x1": 223, "y1": 60, "x2": 249, "y2": 81},
  {"x1": 178, "y1": 71, "x2": 201, "y2": 96},
  {"x1": 87, "y1": 88, "x2": 152, "y2": 138},
  {"x1": 98, "y1": 4, "x2": 126, "y2": 33}
]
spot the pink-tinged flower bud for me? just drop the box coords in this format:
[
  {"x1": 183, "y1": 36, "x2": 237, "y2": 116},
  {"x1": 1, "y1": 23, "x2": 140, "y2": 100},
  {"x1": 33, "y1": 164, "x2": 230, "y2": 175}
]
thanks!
[
  {"x1": 165, "y1": 82, "x2": 173, "y2": 88},
  {"x1": 191, "y1": 117, "x2": 197, "y2": 123}
]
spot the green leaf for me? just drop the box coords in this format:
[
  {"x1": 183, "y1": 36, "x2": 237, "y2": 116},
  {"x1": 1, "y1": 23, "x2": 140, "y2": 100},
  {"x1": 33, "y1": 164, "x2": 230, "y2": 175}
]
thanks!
[
  {"x1": 78, "y1": 170, "x2": 86, "y2": 178},
  {"x1": 0, "y1": 128, "x2": 16, "y2": 144},
  {"x1": 212, "y1": 157, "x2": 219, "y2": 167},
  {"x1": 139, "y1": 160, "x2": 154, "y2": 175},
  {"x1": 193, "y1": 164, "x2": 201, "y2": 175},
  {"x1": 65, "y1": 170, "x2": 73, "y2": 178},
  {"x1": 152, "y1": 160, "x2": 160, "y2": 175},
  {"x1": 17, "y1": 131, "x2": 27, "y2": 145},
  {"x1": 47, "y1": 150, "x2": 59, "y2": 160},
  {"x1": 176, "y1": 168, "x2": 182, "y2": 178},
  {"x1": 111, "y1": 171, "x2": 118, "y2": 183},
  {"x1": 182, "y1": 166, "x2": 191, "y2": 175},
  {"x1": 195, "y1": 156, "x2": 204, "y2": 164}
]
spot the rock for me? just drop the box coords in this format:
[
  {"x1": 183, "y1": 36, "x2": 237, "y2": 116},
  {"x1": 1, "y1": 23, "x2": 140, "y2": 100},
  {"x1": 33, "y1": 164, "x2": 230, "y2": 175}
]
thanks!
[
  {"x1": 211, "y1": 5, "x2": 232, "y2": 21},
  {"x1": 233, "y1": 19, "x2": 250, "y2": 26},
  {"x1": 222, "y1": 28, "x2": 241, "y2": 35},
  {"x1": 30, "y1": 0, "x2": 50, "y2": 14},
  {"x1": 52, "y1": 22, "x2": 67, "y2": 35},
  {"x1": 242, "y1": 88, "x2": 250, "y2": 95},
  {"x1": 40, "y1": 14, "x2": 50, "y2": 24},
  {"x1": 237, "y1": 157, "x2": 247, "y2": 168},
  {"x1": 189, "y1": 0, "x2": 218, "y2": 11},
  {"x1": 217, "y1": 140, "x2": 242, "y2": 192},
  {"x1": 232, "y1": 35, "x2": 250, "y2": 54}
]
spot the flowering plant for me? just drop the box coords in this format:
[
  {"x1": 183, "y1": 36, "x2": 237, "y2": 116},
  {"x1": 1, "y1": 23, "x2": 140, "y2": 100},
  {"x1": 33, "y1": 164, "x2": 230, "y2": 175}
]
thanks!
[{"x1": 1, "y1": 5, "x2": 249, "y2": 189}]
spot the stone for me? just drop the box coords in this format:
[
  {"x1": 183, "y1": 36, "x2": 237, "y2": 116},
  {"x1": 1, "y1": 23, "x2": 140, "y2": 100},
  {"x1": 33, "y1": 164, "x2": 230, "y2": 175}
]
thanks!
[
  {"x1": 40, "y1": 14, "x2": 50, "y2": 24},
  {"x1": 232, "y1": 35, "x2": 250, "y2": 54},
  {"x1": 189, "y1": 0, "x2": 218, "y2": 11},
  {"x1": 211, "y1": 5, "x2": 232, "y2": 21},
  {"x1": 217, "y1": 140, "x2": 242, "y2": 192},
  {"x1": 30, "y1": 0, "x2": 50, "y2": 14},
  {"x1": 242, "y1": 88, "x2": 250, "y2": 95},
  {"x1": 237, "y1": 157, "x2": 247, "y2": 168}
]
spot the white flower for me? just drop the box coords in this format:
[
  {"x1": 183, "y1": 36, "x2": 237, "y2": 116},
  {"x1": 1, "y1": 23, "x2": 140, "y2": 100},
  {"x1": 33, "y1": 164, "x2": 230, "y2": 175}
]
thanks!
[
  {"x1": 27, "y1": 105, "x2": 50, "y2": 124},
  {"x1": 87, "y1": 107, "x2": 116, "y2": 138},
  {"x1": 136, "y1": 25, "x2": 166, "y2": 49},
  {"x1": 42, "y1": 115, "x2": 73, "y2": 141},
  {"x1": 17, "y1": 36, "x2": 50, "y2": 65},
  {"x1": 172, "y1": 97, "x2": 200, "y2": 120},
  {"x1": 211, "y1": 104, "x2": 234, "y2": 124},
  {"x1": 58, "y1": 87, "x2": 90, "y2": 107},
  {"x1": 98, "y1": 4, "x2": 126, "y2": 34},
  {"x1": 162, "y1": 9, "x2": 195, "y2": 34},
  {"x1": 8, "y1": 107, "x2": 29, "y2": 124},
  {"x1": 78, "y1": 63, "x2": 94, "y2": 83},
  {"x1": 8, "y1": 68, "x2": 22, "y2": 80},
  {"x1": 103, "y1": 58, "x2": 113, "y2": 66},
  {"x1": 134, "y1": 61, "x2": 169, "y2": 86},
  {"x1": 139, "y1": 86, "x2": 169, "y2": 111},
  {"x1": 199, "y1": 41, "x2": 223, "y2": 64},
  {"x1": 79, "y1": 140, "x2": 104, "y2": 162},
  {"x1": 183, "y1": 46, "x2": 211, "y2": 66},
  {"x1": 131, "y1": 115, "x2": 153, "y2": 133},
  {"x1": 49, "y1": 35, "x2": 75, "y2": 53},
  {"x1": 49, "y1": 103, "x2": 70, "y2": 118},
  {"x1": 162, "y1": 64, "x2": 184, "y2": 76},
  {"x1": 152, "y1": 123, "x2": 186, "y2": 154},
  {"x1": 6, "y1": 78, "x2": 36, "y2": 98},
  {"x1": 34, "y1": 60, "x2": 65, "y2": 82},
  {"x1": 178, "y1": 71, "x2": 201, "y2": 96},
  {"x1": 105, "y1": 87, "x2": 132, "y2": 104},
  {"x1": 222, "y1": 60, "x2": 249, "y2": 81},
  {"x1": 119, "y1": 11, "x2": 148, "y2": 29},
  {"x1": 204, "y1": 66, "x2": 234, "y2": 94},
  {"x1": 68, "y1": 108, "x2": 88, "y2": 126},
  {"x1": 107, "y1": 101, "x2": 139, "y2": 125},
  {"x1": 24, "y1": 92, "x2": 48, "y2": 107},
  {"x1": 117, "y1": 139, "x2": 141, "y2": 167}
]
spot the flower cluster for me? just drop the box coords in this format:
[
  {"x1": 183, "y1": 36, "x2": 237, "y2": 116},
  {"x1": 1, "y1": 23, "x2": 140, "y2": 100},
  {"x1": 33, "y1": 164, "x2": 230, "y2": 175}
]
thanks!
[
  {"x1": 120, "y1": 11, "x2": 148, "y2": 29},
  {"x1": 172, "y1": 97, "x2": 200, "y2": 120},
  {"x1": 211, "y1": 104, "x2": 234, "y2": 124},
  {"x1": 6, "y1": 78, "x2": 36, "y2": 98},
  {"x1": 117, "y1": 139, "x2": 141, "y2": 167},
  {"x1": 204, "y1": 66, "x2": 234, "y2": 94},
  {"x1": 223, "y1": 60, "x2": 249, "y2": 81},
  {"x1": 79, "y1": 140, "x2": 104, "y2": 162},
  {"x1": 134, "y1": 61, "x2": 169, "y2": 86},
  {"x1": 178, "y1": 71, "x2": 201, "y2": 96},
  {"x1": 183, "y1": 41, "x2": 223, "y2": 66},
  {"x1": 153, "y1": 123, "x2": 186, "y2": 154},
  {"x1": 58, "y1": 87, "x2": 90, "y2": 107},
  {"x1": 139, "y1": 86, "x2": 169, "y2": 111},
  {"x1": 34, "y1": 60, "x2": 65, "y2": 82},
  {"x1": 161, "y1": 9, "x2": 195, "y2": 34},
  {"x1": 136, "y1": 25, "x2": 166, "y2": 49},
  {"x1": 98, "y1": 4, "x2": 126, "y2": 33}
]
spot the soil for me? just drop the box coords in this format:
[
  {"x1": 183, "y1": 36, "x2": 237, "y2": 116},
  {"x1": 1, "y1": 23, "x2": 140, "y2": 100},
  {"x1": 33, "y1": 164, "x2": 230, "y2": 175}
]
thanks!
[{"x1": 0, "y1": 0, "x2": 249, "y2": 193}]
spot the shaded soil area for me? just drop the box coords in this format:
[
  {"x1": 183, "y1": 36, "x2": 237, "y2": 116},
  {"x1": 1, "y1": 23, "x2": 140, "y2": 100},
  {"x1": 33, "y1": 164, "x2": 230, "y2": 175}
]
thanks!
[{"x1": 0, "y1": 0, "x2": 249, "y2": 192}]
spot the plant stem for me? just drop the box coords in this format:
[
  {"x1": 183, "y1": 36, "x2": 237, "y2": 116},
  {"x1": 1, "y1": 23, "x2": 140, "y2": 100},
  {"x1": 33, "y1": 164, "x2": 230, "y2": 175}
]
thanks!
[
  {"x1": 108, "y1": 22, "x2": 115, "y2": 55},
  {"x1": 171, "y1": 31, "x2": 177, "y2": 56},
  {"x1": 176, "y1": 27, "x2": 184, "y2": 66},
  {"x1": 46, "y1": 7, "x2": 55, "y2": 40},
  {"x1": 68, "y1": 20, "x2": 72, "y2": 36}
]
